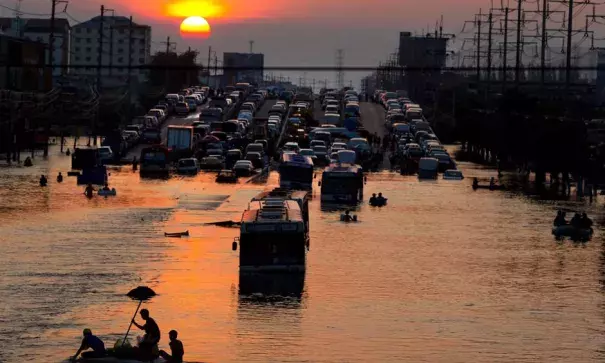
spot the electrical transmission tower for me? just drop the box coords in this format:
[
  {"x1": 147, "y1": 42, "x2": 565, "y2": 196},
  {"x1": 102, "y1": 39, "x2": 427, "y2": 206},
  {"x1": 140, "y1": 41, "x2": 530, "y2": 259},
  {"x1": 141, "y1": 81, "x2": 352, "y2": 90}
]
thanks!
[{"x1": 335, "y1": 49, "x2": 344, "y2": 89}]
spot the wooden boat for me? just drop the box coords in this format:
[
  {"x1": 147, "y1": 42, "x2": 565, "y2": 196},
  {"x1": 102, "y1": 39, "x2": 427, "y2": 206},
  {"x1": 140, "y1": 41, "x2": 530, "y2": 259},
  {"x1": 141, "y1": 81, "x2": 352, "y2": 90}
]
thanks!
[{"x1": 164, "y1": 230, "x2": 189, "y2": 237}]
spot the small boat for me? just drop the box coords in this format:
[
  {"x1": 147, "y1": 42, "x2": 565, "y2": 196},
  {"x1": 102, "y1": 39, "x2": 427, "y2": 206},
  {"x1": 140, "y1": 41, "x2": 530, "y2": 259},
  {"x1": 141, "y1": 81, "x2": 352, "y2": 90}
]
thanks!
[
  {"x1": 552, "y1": 225, "x2": 593, "y2": 240},
  {"x1": 98, "y1": 188, "x2": 117, "y2": 196},
  {"x1": 164, "y1": 231, "x2": 189, "y2": 237}
]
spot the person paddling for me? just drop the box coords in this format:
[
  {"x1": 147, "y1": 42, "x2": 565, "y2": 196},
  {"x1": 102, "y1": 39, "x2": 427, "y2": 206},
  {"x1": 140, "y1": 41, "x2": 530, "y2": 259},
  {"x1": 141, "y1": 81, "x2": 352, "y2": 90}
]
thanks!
[
  {"x1": 71, "y1": 328, "x2": 106, "y2": 361},
  {"x1": 132, "y1": 309, "x2": 161, "y2": 360}
]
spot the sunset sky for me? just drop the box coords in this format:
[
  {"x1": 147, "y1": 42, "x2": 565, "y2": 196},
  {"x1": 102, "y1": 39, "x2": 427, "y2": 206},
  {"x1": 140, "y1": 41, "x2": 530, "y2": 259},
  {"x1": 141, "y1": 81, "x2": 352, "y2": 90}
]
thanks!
[{"x1": 17, "y1": 0, "x2": 486, "y2": 88}]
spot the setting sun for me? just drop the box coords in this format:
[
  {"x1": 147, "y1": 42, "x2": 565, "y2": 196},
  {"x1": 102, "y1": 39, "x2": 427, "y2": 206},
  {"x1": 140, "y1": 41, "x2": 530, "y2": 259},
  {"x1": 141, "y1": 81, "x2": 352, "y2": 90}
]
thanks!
[{"x1": 180, "y1": 16, "x2": 212, "y2": 38}]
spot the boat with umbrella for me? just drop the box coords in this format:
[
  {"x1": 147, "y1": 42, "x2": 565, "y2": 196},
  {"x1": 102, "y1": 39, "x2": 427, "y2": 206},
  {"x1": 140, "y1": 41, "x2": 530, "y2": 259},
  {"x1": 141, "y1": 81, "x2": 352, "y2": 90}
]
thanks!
[{"x1": 74, "y1": 286, "x2": 168, "y2": 363}]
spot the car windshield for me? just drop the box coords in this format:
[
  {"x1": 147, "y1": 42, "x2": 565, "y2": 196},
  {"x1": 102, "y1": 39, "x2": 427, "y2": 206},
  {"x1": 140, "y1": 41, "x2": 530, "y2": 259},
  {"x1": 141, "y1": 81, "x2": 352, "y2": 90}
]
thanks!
[
  {"x1": 313, "y1": 146, "x2": 327, "y2": 153},
  {"x1": 300, "y1": 150, "x2": 314, "y2": 156},
  {"x1": 179, "y1": 159, "x2": 195, "y2": 167}
]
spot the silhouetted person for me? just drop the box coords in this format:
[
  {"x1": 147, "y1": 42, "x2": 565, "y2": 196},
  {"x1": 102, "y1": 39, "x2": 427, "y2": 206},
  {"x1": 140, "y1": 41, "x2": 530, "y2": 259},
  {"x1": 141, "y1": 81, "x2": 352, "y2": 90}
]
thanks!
[
  {"x1": 57, "y1": 172, "x2": 63, "y2": 183},
  {"x1": 553, "y1": 210, "x2": 567, "y2": 227},
  {"x1": 132, "y1": 309, "x2": 161, "y2": 360},
  {"x1": 71, "y1": 328, "x2": 106, "y2": 361},
  {"x1": 369, "y1": 193, "x2": 377, "y2": 205},
  {"x1": 343, "y1": 210, "x2": 353, "y2": 222},
  {"x1": 570, "y1": 213, "x2": 582, "y2": 228},
  {"x1": 85, "y1": 183, "x2": 95, "y2": 198},
  {"x1": 376, "y1": 193, "x2": 386, "y2": 206},
  {"x1": 581, "y1": 212, "x2": 593, "y2": 229},
  {"x1": 133, "y1": 156, "x2": 138, "y2": 171},
  {"x1": 39, "y1": 175, "x2": 47, "y2": 187},
  {"x1": 159, "y1": 330, "x2": 184, "y2": 363}
]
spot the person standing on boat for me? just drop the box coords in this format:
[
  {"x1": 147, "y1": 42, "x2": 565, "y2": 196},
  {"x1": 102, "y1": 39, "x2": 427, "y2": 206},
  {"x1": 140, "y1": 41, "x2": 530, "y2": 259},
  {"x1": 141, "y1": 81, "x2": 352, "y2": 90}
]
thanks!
[
  {"x1": 132, "y1": 309, "x2": 161, "y2": 360},
  {"x1": 71, "y1": 328, "x2": 106, "y2": 361},
  {"x1": 159, "y1": 330, "x2": 184, "y2": 363}
]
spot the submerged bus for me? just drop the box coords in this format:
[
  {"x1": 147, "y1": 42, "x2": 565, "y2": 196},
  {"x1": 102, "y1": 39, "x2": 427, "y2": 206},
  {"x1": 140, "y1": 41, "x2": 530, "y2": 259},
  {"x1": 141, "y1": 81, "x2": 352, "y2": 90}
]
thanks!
[
  {"x1": 238, "y1": 189, "x2": 310, "y2": 272},
  {"x1": 320, "y1": 164, "x2": 364, "y2": 203},
  {"x1": 278, "y1": 153, "x2": 314, "y2": 190}
]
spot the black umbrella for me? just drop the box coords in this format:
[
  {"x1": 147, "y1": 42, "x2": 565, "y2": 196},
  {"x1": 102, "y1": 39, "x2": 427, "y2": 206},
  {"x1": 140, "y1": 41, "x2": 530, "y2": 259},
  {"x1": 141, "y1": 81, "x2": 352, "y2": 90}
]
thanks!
[{"x1": 121, "y1": 286, "x2": 157, "y2": 346}]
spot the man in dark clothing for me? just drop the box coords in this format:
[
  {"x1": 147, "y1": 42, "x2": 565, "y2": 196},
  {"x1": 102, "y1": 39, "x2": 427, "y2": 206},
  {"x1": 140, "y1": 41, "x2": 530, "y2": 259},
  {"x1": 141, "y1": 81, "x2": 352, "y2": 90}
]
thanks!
[
  {"x1": 132, "y1": 309, "x2": 161, "y2": 360},
  {"x1": 160, "y1": 330, "x2": 184, "y2": 363},
  {"x1": 553, "y1": 210, "x2": 567, "y2": 227},
  {"x1": 72, "y1": 328, "x2": 106, "y2": 361}
]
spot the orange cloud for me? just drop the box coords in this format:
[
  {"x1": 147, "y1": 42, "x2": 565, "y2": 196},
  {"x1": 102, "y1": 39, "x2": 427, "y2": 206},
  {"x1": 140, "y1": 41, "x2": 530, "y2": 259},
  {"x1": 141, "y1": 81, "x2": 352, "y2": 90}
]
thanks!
[{"x1": 164, "y1": 0, "x2": 227, "y2": 19}]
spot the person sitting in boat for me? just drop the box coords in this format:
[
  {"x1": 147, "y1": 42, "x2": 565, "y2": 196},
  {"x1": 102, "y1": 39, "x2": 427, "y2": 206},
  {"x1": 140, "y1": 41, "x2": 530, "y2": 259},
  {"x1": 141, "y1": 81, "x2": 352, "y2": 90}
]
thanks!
[
  {"x1": 570, "y1": 213, "x2": 582, "y2": 228},
  {"x1": 39, "y1": 175, "x2": 47, "y2": 186},
  {"x1": 553, "y1": 211, "x2": 567, "y2": 227},
  {"x1": 57, "y1": 172, "x2": 63, "y2": 183},
  {"x1": 102, "y1": 183, "x2": 110, "y2": 191},
  {"x1": 369, "y1": 193, "x2": 378, "y2": 205},
  {"x1": 132, "y1": 309, "x2": 161, "y2": 360},
  {"x1": 342, "y1": 210, "x2": 353, "y2": 222},
  {"x1": 159, "y1": 330, "x2": 184, "y2": 363},
  {"x1": 376, "y1": 193, "x2": 386, "y2": 206},
  {"x1": 85, "y1": 183, "x2": 95, "y2": 198},
  {"x1": 71, "y1": 328, "x2": 106, "y2": 361},
  {"x1": 581, "y1": 213, "x2": 593, "y2": 230},
  {"x1": 472, "y1": 177, "x2": 479, "y2": 188}
]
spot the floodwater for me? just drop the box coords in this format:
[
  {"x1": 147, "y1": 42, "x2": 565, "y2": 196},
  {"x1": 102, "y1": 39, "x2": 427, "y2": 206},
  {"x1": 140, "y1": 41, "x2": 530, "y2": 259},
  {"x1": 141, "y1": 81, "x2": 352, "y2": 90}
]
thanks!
[{"x1": 1, "y1": 143, "x2": 605, "y2": 363}]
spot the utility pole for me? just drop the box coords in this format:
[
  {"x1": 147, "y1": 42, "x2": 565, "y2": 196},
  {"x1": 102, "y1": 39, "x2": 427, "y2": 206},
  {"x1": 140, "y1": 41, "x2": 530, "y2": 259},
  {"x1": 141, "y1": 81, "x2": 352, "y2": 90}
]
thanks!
[
  {"x1": 45, "y1": 0, "x2": 67, "y2": 156},
  {"x1": 486, "y1": 11, "x2": 493, "y2": 92},
  {"x1": 565, "y1": 0, "x2": 573, "y2": 89},
  {"x1": 108, "y1": 23, "x2": 114, "y2": 76},
  {"x1": 127, "y1": 15, "x2": 133, "y2": 121},
  {"x1": 476, "y1": 10, "x2": 482, "y2": 81},
  {"x1": 206, "y1": 46, "x2": 212, "y2": 85},
  {"x1": 161, "y1": 36, "x2": 173, "y2": 53},
  {"x1": 503, "y1": 7, "x2": 509, "y2": 90},
  {"x1": 541, "y1": 0, "x2": 548, "y2": 86},
  {"x1": 96, "y1": 5, "x2": 105, "y2": 90},
  {"x1": 515, "y1": 0, "x2": 523, "y2": 84}
]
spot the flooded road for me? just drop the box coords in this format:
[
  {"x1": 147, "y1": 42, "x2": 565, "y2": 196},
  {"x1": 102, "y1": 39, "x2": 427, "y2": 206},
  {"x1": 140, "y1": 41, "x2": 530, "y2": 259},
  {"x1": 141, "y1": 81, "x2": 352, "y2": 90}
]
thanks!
[{"x1": 1, "y1": 143, "x2": 605, "y2": 362}]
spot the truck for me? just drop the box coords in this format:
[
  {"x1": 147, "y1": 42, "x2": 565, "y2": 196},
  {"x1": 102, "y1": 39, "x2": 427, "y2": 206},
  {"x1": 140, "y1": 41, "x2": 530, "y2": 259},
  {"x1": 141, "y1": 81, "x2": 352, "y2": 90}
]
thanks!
[{"x1": 166, "y1": 126, "x2": 194, "y2": 159}]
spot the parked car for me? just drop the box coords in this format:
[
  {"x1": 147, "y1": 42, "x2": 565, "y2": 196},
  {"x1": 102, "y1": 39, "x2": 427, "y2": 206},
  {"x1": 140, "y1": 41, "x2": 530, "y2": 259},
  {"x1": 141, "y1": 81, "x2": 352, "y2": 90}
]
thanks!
[
  {"x1": 176, "y1": 158, "x2": 200, "y2": 174},
  {"x1": 175, "y1": 102, "x2": 189, "y2": 115},
  {"x1": 233, "y1": 160, "x2": 254, "y2": 176},
  {"x1": 245, "y1": 152, "x2": 264, "y2": 168},
  {"x1": 98, "y1": 146, "x2": 113, "y2": 163},
  {"x1": 216, "y1": 169, "x2": 238, "y2": 183},
  {"x1": 199, "y1": 156, "x2": 223, "y2": 170}
]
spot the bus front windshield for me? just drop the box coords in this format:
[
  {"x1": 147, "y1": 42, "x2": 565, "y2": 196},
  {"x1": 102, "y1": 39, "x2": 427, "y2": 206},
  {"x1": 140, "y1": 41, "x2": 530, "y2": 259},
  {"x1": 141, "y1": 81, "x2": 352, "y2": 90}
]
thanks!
[{"x1": 280, "y1": 164, "x2": 313, "y2": 184}]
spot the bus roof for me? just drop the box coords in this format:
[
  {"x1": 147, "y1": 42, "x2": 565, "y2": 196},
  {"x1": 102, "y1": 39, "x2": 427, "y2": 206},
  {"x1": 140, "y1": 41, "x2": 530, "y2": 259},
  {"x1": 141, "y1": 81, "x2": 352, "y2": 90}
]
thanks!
[
  {"x1": 324, "y1": 163, "x2": 362, "y2": 174},
  {"x1": 281, "y1": 153, "x2": 314, "y2": 166}
]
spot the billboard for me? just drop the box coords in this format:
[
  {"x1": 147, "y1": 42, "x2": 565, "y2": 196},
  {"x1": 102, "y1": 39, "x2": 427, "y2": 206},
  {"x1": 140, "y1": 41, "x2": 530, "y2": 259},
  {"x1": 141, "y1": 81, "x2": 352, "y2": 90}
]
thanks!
[
  {"x1": 398, "y1": 32, "x2": 447, "y2": 71},
  {"x1": 223, "y1": 52, "x2": 264, "y2": 85}
]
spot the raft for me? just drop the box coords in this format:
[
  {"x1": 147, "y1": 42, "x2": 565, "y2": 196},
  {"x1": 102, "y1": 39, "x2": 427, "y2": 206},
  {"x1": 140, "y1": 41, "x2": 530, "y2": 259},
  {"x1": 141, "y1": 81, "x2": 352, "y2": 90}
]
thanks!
[
  {"x1": 552, "y1": 225, "x2": 593, "y2": 240},
  {"x1": 164, "y1": 230, "x2": 189, "y2": 237},
  {"x1": 98, "y1": 188, "x2": 117, "y2": 196}
]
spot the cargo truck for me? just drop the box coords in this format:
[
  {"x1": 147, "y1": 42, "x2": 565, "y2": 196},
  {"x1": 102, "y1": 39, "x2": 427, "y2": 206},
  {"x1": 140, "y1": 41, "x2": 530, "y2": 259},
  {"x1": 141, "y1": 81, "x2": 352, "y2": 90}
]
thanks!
[{"x1": 166, "y1": 126, "x2": 194, "y2": 160}]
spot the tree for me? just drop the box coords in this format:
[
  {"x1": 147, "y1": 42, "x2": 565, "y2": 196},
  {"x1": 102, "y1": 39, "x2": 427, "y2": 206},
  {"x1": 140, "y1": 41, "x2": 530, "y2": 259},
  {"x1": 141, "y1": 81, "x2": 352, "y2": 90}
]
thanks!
[{"x1": 148, "y1": 50, "x2": 200, "y2": 92}]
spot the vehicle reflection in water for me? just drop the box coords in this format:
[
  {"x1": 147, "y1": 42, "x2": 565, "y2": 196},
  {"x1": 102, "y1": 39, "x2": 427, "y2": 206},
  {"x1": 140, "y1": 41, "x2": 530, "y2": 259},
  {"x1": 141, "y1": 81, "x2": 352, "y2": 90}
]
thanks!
[{"x1": 238, "y1": 272, "x2": 305, "y2": 305}]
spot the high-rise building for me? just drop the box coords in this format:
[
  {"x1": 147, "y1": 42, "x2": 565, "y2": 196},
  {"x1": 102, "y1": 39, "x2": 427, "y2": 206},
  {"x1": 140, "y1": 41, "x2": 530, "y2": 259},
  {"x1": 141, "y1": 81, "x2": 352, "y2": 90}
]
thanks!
[
  {"x1": 222, "y1": 52, "x2": 264, "y2": 85},
  {"x1": 0, "y1": 17, "x2": 70, "y2": 79},
  {"x1": 70, "y1": 16, "x2": 151, "y2": 86}
]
